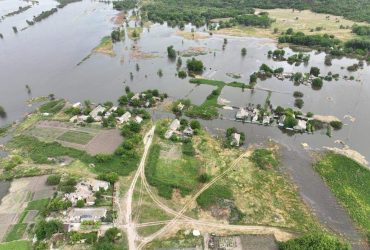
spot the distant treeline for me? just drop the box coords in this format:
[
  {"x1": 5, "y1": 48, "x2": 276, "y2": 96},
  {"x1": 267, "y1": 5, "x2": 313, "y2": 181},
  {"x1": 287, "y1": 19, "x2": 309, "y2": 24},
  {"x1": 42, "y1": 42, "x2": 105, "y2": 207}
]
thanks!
[
  {"x1": 4, "y1": 5, "x2": 31, "y2": 17},
  {"x1": 141, "y1": 0, "x2": 370, "y2": 26},
  {"x1": 113, "y1": 0, "x2": 137, "y2": 10},
  {"x1": 278, "y1": 29, "x2": 370, "y2": 60}
]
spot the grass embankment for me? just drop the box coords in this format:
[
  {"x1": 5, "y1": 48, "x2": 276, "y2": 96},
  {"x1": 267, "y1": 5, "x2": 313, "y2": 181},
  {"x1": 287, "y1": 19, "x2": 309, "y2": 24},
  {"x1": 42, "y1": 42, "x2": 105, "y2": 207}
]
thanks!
[
  {"x1": 216, "y1": 9, "x2": 363, "y2": 41},
  {"x1": 314, "y1": 153, "x2": 370, "y2": 238},
  {"x1": 0, "y1": 240, "x2": 31, "y2": 250},
  {"x1": 93, "y1": 36, "x2": 115, "y2": 56},
  {"x1": 185, "y1": 78, "x2": 252, "y2": 119}
]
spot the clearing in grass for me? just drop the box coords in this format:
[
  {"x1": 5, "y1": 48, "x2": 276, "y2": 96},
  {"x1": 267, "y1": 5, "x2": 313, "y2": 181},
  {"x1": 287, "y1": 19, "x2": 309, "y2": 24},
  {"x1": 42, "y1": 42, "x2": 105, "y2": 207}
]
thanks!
[{"x1": 57, "y1": 130, "x2": 94, "y2": 145}]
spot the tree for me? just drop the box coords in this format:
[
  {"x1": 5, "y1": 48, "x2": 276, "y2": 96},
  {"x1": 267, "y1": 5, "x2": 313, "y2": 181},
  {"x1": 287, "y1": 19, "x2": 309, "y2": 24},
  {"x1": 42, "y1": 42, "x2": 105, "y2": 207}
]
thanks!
[
  {"x1": 186, "y1": 58, "x2": 204, "y2": 72},
  {"x1": 241, "y1": 48, "x2": 247, "y2": 56},
  {"x1": 293, "y1": 91, "x2": 304, "y2": 98},
  {"x1": 330, "y1": 121, "x2": 343, "y2": 130},
  {"x1": 35, "y1": 219, "x2": 63, "y2": 240},
  {"x1": 167, "y1": 45, "x2": 176, "y2": 59},
  {"x1": 98, "y1": 173, "x2": 119, "y2": 184},
  {"x1": 177, "y1": 57, "x2": 182, "y2": 68},
  {"x1": 190, "y1": 120, "x2": 201, "y2": 129},
  {"x1": 312, "y1": 78, "x2": 323, "y2": 89},
  {"x1": 294, "y1": 98, "x2": 304, "y2": 109},
  {"x1": 310, "y1": 66, "x2": 320, "y2": 76},
  {"x1": 0, "y1": 105, "x2": 6, "y2": 118},
  {"x1": 284, "y1": 116, "x2": 298, "y2": 128},
  {"x1": 76, "y1": 199, "x2": 85, "y2": 208},
  {"x1": 178, "y1": 70, "x2": 187, "y2": 78}
]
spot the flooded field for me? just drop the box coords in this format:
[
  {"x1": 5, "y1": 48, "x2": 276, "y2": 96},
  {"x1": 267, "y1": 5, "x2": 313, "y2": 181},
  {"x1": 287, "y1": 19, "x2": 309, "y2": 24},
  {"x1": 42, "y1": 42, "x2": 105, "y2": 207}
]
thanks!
[{"x1": 1, "y1": 0, "x2": 369, "y2": 164}]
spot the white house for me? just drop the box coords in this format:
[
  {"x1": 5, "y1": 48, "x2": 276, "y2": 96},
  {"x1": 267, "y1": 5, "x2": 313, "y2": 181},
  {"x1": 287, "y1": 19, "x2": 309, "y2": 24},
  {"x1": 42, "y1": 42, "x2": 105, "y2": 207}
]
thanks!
[
  {"x1": 135, "y1": 116, "x2": 143, "y2": 124},
  {"x1": 117, "y1": 112, "x2": 131, "y2": 124},
  {"x1": 72, "y1": 102, "x2": 82, "y2": 109},
  {"x1": 165, "y1": 119, "x2": 180, "y2": 139},
  {"x1": 89, "y1": 105, "x2": 105, "y2": 121},
  {"x1": 231, "y1": 133, "x2": 241, "y2": 147}
]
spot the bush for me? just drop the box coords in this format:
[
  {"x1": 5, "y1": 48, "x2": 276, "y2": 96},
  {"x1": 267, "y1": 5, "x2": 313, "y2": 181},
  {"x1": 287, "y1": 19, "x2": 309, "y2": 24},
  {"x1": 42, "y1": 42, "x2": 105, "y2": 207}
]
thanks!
[
  {"x1": 46, "y1": 175, "x2": 61, "y2": 185},
  {"x1": 167, "y1": 45, "x2": 176, "y2": 59},
  {"x1": 310, "y1": 66, "x2": 320, "y2": 77},
  {"x1": 76, "y1": 199, "x2": 85, "y2": 208},
  {"x1": 284, "y1": 116, "x2": 298, "y2": 128},
  {"x1": 186, "y1": 58, "x2": 204, "y2": 72},
  {"x1": 278, "y1": 233, "x2": 350, "y2": 250},
  {"x1": 294, "y1": 99, "x2": 304, "y2": 109},
  {"x1": 98, "y1": 173, "x2": 118, "y2": 184},
  {"x1": 198, "y1": 173, "x2": 211, "y2": 183},
  {"x1": 330, "y1": 121, "x2": 343, "y2": 130},
  {"x1": 35, "y1": 219, "x2": 63, "y2": 240},
  {"x1": 178, "y1": 70, "x2": 187, "y2": 79},
  {"x1": 293, "y1": 91, "x2": 304, "y2": 98},
  {"x1": 312, "y1": 78, "x2": 323, "y2": 89}
]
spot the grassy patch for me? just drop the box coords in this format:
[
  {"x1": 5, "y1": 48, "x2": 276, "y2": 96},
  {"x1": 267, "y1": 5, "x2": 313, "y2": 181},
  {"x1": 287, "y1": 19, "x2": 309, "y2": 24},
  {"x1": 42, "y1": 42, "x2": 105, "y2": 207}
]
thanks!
[
  {"x1": 196, "y1": 184, "x2": 233, "y2": 209},
  {"x1": 39, "y1": 99, "x2": 65, "y2": 114},
  {"x1": 57, "y1": 130, "x2": 94, "y2": 145},
  {"x1": 26, "y1": 198, "x2": 50, "y2": 211},
  {"x1": 146, "y1": 142, "x2": 201, "y2": 199},
  {"x1": 4, "y1": 224, "x2": 28, "y2": 242},
  {"x1": 250, "y1": 149, "x2": 278, "y2": 170},
  {"x1": 314, "y1": 153, "x2": 370, "y2": 235},
  {"x1": 0, "y1": 124, "x2": 11, "y2": 136},
  {"x1": 0, "y1": 240, "x2": 31, "y2": 250},
  {"x1": 146, "y1": 230, "x2": 203, "y2": 249}
]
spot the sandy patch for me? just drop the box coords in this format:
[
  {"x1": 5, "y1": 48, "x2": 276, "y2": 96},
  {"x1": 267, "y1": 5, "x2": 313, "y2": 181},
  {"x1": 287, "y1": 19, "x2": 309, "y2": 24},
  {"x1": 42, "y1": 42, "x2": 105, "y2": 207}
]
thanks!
[
  {"x1": 175, "y1": 31, "x2": 210, "y2": 40},
  {"x1": 111, "y1": 11, "x2": 126, "y2": 25},
  {"x1": 130, "y1": 45, "x2": 159, "y2": 60},
  {"x1": 313, "y1": 115, "x2": 340, "y2": 123}
]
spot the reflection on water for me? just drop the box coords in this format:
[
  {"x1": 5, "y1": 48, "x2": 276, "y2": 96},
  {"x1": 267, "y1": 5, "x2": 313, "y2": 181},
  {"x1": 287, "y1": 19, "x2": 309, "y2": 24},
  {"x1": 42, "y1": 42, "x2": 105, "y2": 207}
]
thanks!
[{"x1": 0, "y1": 0, "x2": 370, "y2": 163}]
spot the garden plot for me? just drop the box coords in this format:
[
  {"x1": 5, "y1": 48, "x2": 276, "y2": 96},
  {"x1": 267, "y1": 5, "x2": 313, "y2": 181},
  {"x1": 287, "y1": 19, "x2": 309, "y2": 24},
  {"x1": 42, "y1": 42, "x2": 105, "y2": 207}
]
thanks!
[{"x1": 25, "y1": 121, "x2": 123, "y2": 155}]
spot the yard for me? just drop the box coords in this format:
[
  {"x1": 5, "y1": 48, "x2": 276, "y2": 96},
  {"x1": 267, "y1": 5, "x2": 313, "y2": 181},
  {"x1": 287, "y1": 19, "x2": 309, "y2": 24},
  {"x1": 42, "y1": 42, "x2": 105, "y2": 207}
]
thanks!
[
  {"x1": 57, "y1": 130, "x2": 94, "y2": 145},
  {"x1": 0, "y1": 240, "x2": 31, "y2": 250}
]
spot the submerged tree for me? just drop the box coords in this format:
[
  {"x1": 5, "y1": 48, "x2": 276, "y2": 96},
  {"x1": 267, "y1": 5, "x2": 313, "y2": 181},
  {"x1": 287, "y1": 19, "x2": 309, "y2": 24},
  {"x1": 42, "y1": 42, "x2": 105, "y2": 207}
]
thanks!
[
  {"x1": 167, "y1": 45, "x2": 176, "y2": 60},
  {"x1": 0, "y1": 105, "x2": 6, "y2": 118},
  {"x1": 241, "y1": 48, "x2": 247, "y2": 56}
]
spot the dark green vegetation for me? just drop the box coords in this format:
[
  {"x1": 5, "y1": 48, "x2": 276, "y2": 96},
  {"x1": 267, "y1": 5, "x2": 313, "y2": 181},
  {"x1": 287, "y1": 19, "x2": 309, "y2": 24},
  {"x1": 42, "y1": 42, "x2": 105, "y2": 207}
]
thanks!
[
  {"x1": 0, "y1": 105, "x2": 6, "y2": 118},
  {"x1": 196, "y1": 184, "x2": 233, "y2": 209},
  {"x1": 31, "y1": 8, "x2": 58, "y2": 24},
  {"x1": 233, "y1": 13, "x2": 273, "y2": 28},
  {"x1": 113, "y1": 0, "x2": 137, "y2": 10},
  {"x1": 186, "y1": 58, "x2": 204, "y2": 73},
  {"x1": 142, "y1": 0, "x2": 370, "y2": 27},
  {"x1": 279, "y1": 29, "x2": 370, "y2": 60},
  {"x1": 278, "y1": 233, "x2": 350, "y2": 250},
  {"x1": 35, "y1": 219, "x2": 63, "y2": 240},
  {"x1": 167, "y1": 45, "x2": 177, "y2": 59},
  {"x1": 93, "y1": 227, "x2": 127, "y2": 250},
  {"x1": 4, "y1": 223, "x2": 28, "y2": 242},
  {"x1": 56, "y1": 0, "x2": 81, "y2": 8},
  {"x1": 352, "y1": 25, "x2": 370, "y2": 37},
  {"x1": 4, "y1": 6, "x2": 31, "y2": 17},
  {"x1": 250, "y1": 149, "x2": 278, "y2": 170},
  {"x1": 0, "y1": 124, "x2": 10, "y2": 136},
  {"x1": 111, "y1": 28, "x2": 125, "y2": 42},
  {"x1": 314, "y1": 153, "x2": 370, "y2": 238}
]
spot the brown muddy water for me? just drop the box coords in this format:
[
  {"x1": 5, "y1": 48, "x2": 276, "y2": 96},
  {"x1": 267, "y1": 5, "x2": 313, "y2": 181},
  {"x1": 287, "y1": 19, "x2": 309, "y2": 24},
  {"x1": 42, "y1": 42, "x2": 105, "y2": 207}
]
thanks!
[{"x1": 0, "y1": 0, "x2": 369, "y2": 248}]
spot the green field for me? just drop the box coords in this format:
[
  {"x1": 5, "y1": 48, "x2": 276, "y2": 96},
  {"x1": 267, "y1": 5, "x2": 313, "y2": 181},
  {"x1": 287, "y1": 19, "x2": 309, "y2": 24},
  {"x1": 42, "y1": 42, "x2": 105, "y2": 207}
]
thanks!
[
  {"x1": 4, "y1": 224, "x2": 28, "y2": 242},
  {"x1": 314, "y1": 153, "x2": 370, "y2": 235},
  {"x1": 26, "y1": 198, "x2": 50, "y2": 211},
  {"x1": 146, "y1": 142, "x2": 201, "y2": 198},
  {"x1": 57, "y1": 130, "x2": 94, "y2": 145},
  {"x1": 0, "y1": 240, "x2": 31, "y2": 250}
]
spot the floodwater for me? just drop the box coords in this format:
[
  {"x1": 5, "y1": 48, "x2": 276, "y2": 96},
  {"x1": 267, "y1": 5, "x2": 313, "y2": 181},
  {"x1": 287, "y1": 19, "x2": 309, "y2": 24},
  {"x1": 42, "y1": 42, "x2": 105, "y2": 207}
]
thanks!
[{"x1": 0, "y1": 0, "x2": 370, "y2": 248}]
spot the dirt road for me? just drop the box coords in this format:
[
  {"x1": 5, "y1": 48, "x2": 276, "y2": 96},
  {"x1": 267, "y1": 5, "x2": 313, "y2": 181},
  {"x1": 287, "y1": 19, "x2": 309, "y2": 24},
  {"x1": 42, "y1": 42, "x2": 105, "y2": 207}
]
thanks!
[{"x1": 123, "y1": 126, "x2": 155, "y2": 250}]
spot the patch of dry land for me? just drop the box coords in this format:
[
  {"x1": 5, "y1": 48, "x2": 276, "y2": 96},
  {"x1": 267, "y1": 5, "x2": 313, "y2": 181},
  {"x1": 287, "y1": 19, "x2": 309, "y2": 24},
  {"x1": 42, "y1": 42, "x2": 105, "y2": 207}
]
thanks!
[
  {"x1": 215, "y1": 9, "x2": 366, "y2": 41},
  {"x1": 93, "y1": 36, "x2": 115, "y2": 56},
  {"x1": 175, "y1": 31, "x2": 210, "y2": 40}
]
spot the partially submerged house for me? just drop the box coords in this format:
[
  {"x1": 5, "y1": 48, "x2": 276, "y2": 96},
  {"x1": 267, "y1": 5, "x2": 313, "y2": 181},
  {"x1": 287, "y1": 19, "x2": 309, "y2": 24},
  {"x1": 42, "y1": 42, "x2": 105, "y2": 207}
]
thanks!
[
  {"x1": 135, "y1": 116, "x2": 143, "y2": 124},
  {"x1": 230, "y1": 133, "x2": 241, "y2": 147},
  {"x1": 117, "y1": 111, "x2": 131, "y2": 124},
  {"x1": 236, "y1": 108, "x2": 248, "y2": 120},
  {"x1": 294, "y1": 119, "x2": 307, "y2": 132},
  {"x1": 183, "y1": 126, "x2": 194, "y2": 137},
  {"x1": 89, "y1": 105, "x2": 105, "y2": 122}
]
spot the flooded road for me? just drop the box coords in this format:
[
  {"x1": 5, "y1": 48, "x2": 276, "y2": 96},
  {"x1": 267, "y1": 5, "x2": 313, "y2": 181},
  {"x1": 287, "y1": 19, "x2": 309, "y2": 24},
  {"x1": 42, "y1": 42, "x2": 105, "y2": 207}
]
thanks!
[{"x1": 0, "y1": 0, "x2": 369, "y2": 247}]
